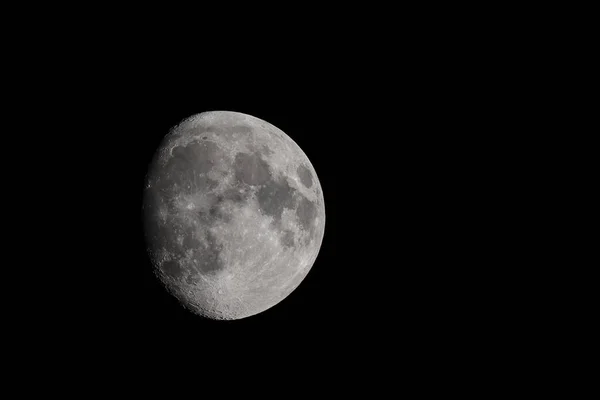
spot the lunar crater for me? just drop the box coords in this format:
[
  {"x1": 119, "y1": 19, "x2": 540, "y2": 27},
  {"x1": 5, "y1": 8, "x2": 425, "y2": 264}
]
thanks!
[{"x1": 297, "y1": 164, "x2": 313, "y2": 188}]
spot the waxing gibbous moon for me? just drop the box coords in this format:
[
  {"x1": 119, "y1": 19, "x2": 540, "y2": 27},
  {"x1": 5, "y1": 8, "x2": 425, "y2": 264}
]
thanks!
[{"x1": 142, "y1": 111, "x2": 325, "y2": 320}]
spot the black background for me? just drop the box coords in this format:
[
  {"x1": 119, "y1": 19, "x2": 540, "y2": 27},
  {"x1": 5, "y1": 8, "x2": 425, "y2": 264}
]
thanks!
[
  {"x1": 13, "y1": 21, "x2": 507, "y2": 384},
  {"x1": 4, "y1": 5, "x2": 564, "y2": 392}
]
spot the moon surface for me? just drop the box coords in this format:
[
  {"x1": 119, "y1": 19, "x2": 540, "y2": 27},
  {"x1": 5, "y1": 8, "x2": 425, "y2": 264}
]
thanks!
[{"x1": 142, "y1": 111, "x2": 325, "y2": 320}]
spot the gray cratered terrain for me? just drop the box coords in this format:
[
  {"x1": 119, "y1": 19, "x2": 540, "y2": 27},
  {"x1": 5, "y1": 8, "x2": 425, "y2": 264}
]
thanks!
[{"x1": 143, "y1": 111, "x2": 325, "y2": 320}]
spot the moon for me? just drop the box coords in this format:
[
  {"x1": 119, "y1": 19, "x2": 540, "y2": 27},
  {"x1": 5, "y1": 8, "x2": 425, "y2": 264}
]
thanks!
[{"x1": 142, "y1": 111, "x2": 325, "y2": 320}]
